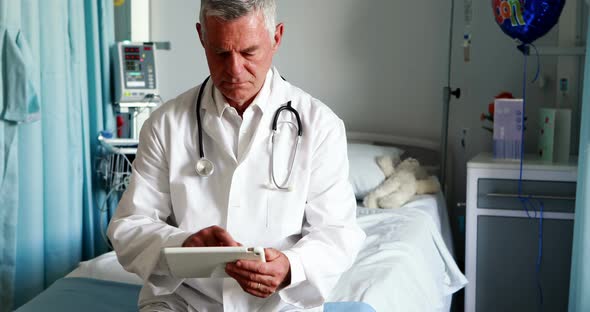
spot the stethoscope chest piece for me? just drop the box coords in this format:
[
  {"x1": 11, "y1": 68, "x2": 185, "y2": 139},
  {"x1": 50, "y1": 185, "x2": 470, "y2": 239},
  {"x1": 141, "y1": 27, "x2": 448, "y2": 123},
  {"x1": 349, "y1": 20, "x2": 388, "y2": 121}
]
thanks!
[{"x1": 195, "y1": 158, "x2": 214, "y2": 177}]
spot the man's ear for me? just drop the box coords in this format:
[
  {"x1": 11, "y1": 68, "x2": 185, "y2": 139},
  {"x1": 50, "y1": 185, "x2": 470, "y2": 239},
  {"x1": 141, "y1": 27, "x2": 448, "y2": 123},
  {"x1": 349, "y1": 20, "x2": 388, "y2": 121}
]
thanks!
[
  {"x1": 196, "y1": 23, "x2": 205, "y2": 47},
  {"x1": 271, "y1": 23, "x2": 284, "y2": 52}
]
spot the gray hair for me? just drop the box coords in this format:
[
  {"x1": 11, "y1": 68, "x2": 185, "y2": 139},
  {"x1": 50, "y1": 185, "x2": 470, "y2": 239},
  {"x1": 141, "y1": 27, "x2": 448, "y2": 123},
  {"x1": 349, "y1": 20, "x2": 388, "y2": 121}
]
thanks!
[{"x1": 199, "y1": 0, "x2": 277, "y2": 42}]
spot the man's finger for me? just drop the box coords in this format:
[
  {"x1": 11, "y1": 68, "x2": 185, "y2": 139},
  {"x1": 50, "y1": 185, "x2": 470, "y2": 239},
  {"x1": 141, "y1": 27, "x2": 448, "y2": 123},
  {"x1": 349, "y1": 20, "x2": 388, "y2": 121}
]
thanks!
[
  {"x1": 264, "y1": 248, "x2": 281, "y2": 262},
  {"x1": 226, "y1": 263, "x2": 276, "y2": 286},
  {"x1": 213, "y1": 228, "x2": 240, "y2": 246},
  {"x1": 245, "y1": 280, "x2": 274, "y2": 294},
  {"x1": 203, "y1": 234, "x2": 219, "y2": 247},
  {"x1": 183, "y1": 235, "x2": 204, "y2": 247},
  {"x1": 236, "y1": 259, "x2": 272, "y2": 275},
  {"x1": 225, "y1": 270, "x2": 273, "y2": 298},
  {"x1": 246, "y1": 287, "x2": 272, "y2": 298}
]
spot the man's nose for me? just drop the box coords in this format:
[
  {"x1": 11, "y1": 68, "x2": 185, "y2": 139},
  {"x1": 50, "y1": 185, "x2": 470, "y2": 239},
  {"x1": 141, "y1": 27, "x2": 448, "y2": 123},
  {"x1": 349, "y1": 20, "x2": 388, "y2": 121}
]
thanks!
[{"x1": 226, "y1": 52, "x2": 244, "y2": 77}]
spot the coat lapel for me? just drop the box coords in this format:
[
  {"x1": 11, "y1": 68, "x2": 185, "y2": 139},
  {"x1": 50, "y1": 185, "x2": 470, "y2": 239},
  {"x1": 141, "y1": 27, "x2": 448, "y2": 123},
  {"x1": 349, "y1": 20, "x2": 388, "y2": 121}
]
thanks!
[
  {"x1": 198, "y1": 80, "x2": 237, "y2": 164},
  {"x1": 237, "y1": 110, "x2": 272, "y2": 164},
  {"x1": 201, "y1": 111, "x2": 237, "y2": 163},
  {"x1": 238, "y1": 69, "x2": 291, "y2": 164}
]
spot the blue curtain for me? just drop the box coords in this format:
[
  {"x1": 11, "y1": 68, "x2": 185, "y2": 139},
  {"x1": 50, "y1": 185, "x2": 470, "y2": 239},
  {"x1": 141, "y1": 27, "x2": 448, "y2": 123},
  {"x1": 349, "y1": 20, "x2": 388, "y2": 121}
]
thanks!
[
  {"x1": 568, "y1": 10, "x2": 590, "y2": 312},
  {"x1": 0, "y1": 0, "x2": 115, "y2": 310}
]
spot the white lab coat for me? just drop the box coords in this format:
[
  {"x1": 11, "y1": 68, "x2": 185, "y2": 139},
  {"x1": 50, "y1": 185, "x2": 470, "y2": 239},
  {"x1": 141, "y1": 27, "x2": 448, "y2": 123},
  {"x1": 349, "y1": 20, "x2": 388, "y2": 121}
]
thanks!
[{"x1": 107, "y1": 67, "x2": 365, "y2": 312}]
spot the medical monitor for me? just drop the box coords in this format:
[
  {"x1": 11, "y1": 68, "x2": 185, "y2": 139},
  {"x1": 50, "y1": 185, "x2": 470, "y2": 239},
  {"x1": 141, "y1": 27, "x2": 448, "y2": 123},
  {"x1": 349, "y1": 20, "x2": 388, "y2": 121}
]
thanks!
[{"x1": 113, "y1": 42, "x2": 159, "y2": 104}]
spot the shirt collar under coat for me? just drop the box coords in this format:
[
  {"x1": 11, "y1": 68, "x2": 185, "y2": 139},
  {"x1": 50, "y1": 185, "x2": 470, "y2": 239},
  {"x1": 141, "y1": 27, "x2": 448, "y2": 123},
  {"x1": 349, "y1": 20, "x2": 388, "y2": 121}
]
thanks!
[{"x1": 203, "y1": 68, "x2": 276, "y2": 118}]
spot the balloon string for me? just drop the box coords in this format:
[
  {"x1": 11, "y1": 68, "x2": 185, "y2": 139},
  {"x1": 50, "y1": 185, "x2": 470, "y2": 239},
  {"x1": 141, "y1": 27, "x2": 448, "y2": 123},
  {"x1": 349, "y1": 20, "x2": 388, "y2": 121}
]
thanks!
[
  {"x1": 522, "y1": 47, "x2": 545, "y2": 312},
  {"x1": 529, "y1": 43, "x2": 541, "y2": 83},
  {"x1": 518, "y1": 43, "x2": 542, "y2": 83}
]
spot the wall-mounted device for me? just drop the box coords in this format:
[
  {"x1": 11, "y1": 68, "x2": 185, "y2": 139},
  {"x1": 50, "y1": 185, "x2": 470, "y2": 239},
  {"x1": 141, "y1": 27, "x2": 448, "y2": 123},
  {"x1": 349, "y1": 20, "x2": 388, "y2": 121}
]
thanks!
[
  {"x1": 113, "y1": 41, "x2": 159, "y2": 104},
  {"x1": 113, "y1": 41, "x2": 161, "y2": 140}
]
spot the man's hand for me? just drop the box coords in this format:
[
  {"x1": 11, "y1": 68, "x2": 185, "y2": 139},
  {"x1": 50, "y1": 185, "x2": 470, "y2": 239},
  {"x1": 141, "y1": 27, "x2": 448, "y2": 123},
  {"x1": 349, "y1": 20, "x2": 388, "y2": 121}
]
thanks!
[
  {"x1": 182, "y1": 225, "x2": 241, "y2": 247},
  {"x1": 225, "y1": 248, "x2": 291, "y2": 298}
]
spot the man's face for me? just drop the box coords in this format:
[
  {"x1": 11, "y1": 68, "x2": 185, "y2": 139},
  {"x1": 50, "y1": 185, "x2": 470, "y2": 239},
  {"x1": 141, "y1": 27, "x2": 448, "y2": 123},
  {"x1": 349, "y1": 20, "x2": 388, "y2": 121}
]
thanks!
[{"x1": 197, "y1": 12, "x2": 283, "y2": 108}]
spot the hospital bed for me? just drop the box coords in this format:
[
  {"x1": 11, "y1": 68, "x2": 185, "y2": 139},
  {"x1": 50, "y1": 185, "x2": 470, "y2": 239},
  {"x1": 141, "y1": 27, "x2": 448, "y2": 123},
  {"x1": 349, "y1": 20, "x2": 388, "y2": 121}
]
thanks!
[
  {"x1": 332, "y1": 132, "x2": 467, "y2": 311},
  {"x1": 16, "y1": 132, "x2": 466, "y2": 312}
]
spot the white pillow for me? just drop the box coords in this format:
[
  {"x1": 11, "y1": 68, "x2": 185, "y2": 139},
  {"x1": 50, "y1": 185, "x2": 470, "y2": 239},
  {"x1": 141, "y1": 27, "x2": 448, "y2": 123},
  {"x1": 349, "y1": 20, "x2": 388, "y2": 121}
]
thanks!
[{"x1": 347, "y1": 143, "x2": 404, "y2": 199}]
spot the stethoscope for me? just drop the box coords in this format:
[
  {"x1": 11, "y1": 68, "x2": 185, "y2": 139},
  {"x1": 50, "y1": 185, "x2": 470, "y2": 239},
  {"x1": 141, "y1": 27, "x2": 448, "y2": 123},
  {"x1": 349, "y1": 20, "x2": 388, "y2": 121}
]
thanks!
[{"x1": 194, "y1": 76, "x2": 303, "y2": 191}]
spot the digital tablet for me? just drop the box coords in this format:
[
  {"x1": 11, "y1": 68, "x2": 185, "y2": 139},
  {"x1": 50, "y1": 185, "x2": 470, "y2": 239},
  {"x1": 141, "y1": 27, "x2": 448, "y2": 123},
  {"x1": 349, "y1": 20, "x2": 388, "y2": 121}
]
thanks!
[{"x1": 163, "y1": 246, "x2": 266, "y2": 278}]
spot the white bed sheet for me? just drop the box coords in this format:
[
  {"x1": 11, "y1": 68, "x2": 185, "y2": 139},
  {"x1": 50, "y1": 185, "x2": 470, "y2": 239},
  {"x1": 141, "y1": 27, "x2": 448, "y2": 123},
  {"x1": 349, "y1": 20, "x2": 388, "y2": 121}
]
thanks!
[
  {"x1": 68, "y1": 193, "x2": 466, "y2": 311},
  {"x1": 330, "y1": 194, "x2": 467, "y2": 311},
  {"x1": 359, "y1": 191, "x2": 455, "y2": 255},
  {"x1": 67, "y1": 250, "x2": 142, "y2": 285}
]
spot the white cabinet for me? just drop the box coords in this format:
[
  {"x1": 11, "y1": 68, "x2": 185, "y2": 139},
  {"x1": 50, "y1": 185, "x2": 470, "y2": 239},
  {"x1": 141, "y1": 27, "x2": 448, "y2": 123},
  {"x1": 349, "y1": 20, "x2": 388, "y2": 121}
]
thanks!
[{"x1": 465, "y1": 153, "x2": 577, "y2": 312}]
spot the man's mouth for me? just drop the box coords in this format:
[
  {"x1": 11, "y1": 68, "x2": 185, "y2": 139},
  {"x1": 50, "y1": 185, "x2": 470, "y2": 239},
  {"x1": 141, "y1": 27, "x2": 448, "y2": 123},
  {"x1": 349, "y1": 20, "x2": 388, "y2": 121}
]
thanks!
[{"x1": 225, "y1": 80, "x2": 248, "y2": 88}]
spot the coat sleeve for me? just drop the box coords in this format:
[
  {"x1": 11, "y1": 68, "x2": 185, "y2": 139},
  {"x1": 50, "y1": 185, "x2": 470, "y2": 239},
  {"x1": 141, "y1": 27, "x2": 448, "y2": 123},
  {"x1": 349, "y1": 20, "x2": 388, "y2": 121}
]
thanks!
[
  {"x1": 107, "y1": 116, "x2": 191, "y2": 296},
  {"x1": 278, "y1": 117, "x2": 366, "y2": 308}
]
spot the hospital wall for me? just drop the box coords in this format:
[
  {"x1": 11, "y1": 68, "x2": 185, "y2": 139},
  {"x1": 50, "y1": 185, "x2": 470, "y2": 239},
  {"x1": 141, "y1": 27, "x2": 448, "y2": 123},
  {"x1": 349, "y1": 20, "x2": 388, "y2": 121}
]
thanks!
[
  {"x1": 446, "y1": 0, "x2": 585, "y2": 254},
  {"x1": 148, "y1": 0, "x2": 585, "y2": 254},
  {"x1": 150, "y1": 0, "x2": 450, "y2": 141}
]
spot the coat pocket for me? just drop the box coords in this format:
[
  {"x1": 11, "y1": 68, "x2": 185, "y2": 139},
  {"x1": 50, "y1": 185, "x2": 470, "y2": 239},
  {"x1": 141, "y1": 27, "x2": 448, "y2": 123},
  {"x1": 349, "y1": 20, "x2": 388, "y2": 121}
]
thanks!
[{"x1": 266, "y1": 187, "x2": 306, "y2": 238}]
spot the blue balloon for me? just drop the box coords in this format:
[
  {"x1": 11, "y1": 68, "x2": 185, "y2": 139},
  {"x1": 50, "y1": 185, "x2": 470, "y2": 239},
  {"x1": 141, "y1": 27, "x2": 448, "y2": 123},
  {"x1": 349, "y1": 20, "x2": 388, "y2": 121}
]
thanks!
[{"x1": 492, "y1": 0, "x2": 566, "y2": 45}]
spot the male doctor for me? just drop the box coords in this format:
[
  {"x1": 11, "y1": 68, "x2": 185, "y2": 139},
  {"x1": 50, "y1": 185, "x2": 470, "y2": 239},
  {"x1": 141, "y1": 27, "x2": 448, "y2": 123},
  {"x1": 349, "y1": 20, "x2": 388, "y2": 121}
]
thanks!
[{"x1": 107, "y1": 0, "x2": 365, "y2": 311}]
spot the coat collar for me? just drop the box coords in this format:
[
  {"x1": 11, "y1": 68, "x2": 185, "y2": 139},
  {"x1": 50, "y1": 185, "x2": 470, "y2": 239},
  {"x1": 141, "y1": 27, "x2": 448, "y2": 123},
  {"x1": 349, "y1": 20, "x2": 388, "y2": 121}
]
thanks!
[{"x1": 192, "y1": 67, "x2": 293, "y2": 164}]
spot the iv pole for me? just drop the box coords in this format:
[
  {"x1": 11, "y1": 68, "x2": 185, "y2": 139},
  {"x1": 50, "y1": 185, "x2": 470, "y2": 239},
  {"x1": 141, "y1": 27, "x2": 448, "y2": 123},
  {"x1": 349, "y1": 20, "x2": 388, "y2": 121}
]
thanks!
[{"x1": 440, "y1": 0, "x2": 461, "y2": 195}]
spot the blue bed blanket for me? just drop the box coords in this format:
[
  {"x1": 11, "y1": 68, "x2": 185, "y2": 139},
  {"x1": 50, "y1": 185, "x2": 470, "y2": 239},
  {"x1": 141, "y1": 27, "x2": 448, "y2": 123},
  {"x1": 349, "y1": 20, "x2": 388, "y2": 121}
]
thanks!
[
  {"x1": 16, "y1": 278, "x2": 140, "y2": 312},
  {"x1": 16, "y1": 277, "x2": 375, "y2": 312}
]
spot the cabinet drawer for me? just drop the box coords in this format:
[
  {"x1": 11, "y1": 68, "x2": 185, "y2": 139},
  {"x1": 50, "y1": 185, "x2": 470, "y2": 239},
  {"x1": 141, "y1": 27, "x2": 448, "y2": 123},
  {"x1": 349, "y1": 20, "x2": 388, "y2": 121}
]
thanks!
[
  {"x1": 477, "y1": 178, "x2": 576, "y2": 213},
  {"x1": 476, "y1": 216, "x2": 573, "y2": 312}
]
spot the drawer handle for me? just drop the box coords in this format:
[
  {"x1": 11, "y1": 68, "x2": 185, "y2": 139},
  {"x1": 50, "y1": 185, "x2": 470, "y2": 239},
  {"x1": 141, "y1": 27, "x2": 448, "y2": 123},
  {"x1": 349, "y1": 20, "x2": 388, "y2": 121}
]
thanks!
[{"x1": 486, "y1": 193, "x2": 576, "y2": 201}]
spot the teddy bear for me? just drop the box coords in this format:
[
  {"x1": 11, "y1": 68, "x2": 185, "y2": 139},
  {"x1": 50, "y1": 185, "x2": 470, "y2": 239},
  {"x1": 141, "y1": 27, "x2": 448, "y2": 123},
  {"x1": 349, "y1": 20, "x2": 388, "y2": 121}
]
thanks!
[{"x1": 363, "y1": 155, "x2": 440, "y2": 209}]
